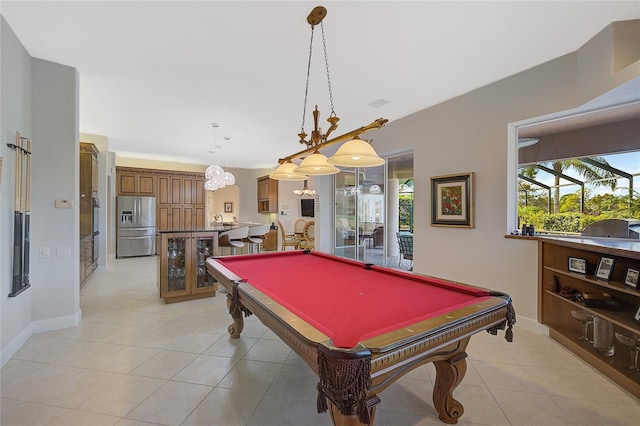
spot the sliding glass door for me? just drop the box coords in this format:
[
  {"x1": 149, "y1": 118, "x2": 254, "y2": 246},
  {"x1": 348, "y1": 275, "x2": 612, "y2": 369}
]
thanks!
[{"x1": 334, "y1": 165, "x2": 386, "y2": 264}]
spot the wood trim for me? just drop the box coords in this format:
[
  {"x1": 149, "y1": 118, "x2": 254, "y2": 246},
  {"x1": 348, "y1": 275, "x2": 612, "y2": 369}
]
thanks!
[{"x1": 116, "y1": 166, "x2": 205, "y2": 179}]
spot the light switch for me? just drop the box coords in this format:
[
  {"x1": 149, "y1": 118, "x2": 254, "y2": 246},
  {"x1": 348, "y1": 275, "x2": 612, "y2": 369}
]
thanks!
[
  {"x1": 56, "y1": 246, "x2": 71, "y2": 257},
  {"x1": 39, "y1": 247, "x2": 50, "y2": 258}
]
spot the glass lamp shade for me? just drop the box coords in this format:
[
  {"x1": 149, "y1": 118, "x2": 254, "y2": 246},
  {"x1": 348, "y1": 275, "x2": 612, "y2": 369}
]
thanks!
[
  {"x1": 295, "y1": 152, "x2": 340, "y2": 175},
  {"x1": 204, "y1": 179, "x2": 219, "y2": 191},
  {"x1": 269, "y1": 162, "x2": 308, "y2": 181},
  {"x1": 205, "y1": 164, "x2": 225, "y2": 180},
  {"x1": 215, "y1": 176, "x2": 226, "y2": 189},
  {"x1": 223, "y1": 171, "x2": 235, "y2": 185},
  {"x1": 328, "y1": 136, "x2": 385, "y2": 167}
]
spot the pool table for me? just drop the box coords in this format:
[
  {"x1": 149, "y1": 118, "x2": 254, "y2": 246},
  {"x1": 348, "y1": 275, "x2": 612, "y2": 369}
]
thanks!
[{"x1": 206, "y1": 250, "x2": 515, "y2": 425}]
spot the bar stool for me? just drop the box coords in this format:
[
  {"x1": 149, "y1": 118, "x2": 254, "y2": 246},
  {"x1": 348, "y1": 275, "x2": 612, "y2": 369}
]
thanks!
[
  {"x1": 218, "y1": 227, "x2": 249, "y2": 255},
  {"x1": 244, "y1": 224, "x2": 270, "y2": 253}
]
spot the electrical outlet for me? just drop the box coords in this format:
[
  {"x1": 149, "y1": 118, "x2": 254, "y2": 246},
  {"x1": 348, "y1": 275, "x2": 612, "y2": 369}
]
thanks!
[{"x1": 39, "y1": 246, "x2": 50, "y2": 258}]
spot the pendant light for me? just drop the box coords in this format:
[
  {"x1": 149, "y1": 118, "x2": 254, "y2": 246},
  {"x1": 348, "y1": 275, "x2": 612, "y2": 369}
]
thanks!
[
  {"x1": 328, "y1": 135, "x2": 385, "y2": 167},
  {"x1": 293, "y1": 179, "x2": 316, "y2": 196},
  {"x1": 204, "y1": 123, "x2": 235, "y2": 191},
  {"x1": 270, "y1": 6, "x2": 388, "y2": 180},
  {"x1": 269, "y1": 161, "x2": 308, "y2": 181},
  {"x1": 295, "y1": 151, "x2": 339, "y2": 176}
]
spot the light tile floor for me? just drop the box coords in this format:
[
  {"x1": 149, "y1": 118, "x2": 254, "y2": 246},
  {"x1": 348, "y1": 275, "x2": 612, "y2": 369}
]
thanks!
[{"x1": 2, "y1": 256, "x2": 639, "y2": 426}]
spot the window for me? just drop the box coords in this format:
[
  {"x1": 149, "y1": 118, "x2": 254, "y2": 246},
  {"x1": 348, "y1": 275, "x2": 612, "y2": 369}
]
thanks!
[{"x1": 515, "y1": 81, "x2": 640, "y2": 235}]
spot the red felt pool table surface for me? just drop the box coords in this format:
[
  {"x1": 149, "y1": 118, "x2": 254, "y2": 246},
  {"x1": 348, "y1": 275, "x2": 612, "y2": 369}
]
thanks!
[{"x1": 214, "y1": 251, "x2": 493, "y2": 348}]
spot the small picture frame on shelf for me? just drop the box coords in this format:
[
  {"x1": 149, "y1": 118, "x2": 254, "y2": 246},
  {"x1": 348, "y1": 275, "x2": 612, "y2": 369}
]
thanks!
[
  {"x1": 634, "y1": 305, "x2": 640, "y2": 324},
  {"x1": 625, "y1": 268, "x2": 639, "y2": 289},
  {"x1": 595, "y1": 256, "x2": 615, "y2": 280},
  {"x1": 568, "y1": 257, "x2": 587, "y2": 274}
]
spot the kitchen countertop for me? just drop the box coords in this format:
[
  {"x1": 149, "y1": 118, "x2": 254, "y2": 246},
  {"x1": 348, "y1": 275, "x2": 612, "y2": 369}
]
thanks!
[{"x1": 158, "y1": 222, "x2": 265, "y2": 233}]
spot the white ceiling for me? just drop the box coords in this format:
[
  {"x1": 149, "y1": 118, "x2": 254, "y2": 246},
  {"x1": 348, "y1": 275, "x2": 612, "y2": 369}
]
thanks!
[{"x1": 2, "y1": 1, "x2": 639, "y2": 169}]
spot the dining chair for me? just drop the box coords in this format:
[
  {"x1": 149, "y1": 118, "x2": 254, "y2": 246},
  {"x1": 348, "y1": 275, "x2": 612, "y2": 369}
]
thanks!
[
  {"x1": 278, "y1": 220, "x2": 300, "y2": 251},
  {"x1": 299, "y1": 220, "x2": 315, "y2": 250},
  {"x1": 397, "y1": 232, "x2": 413, "y2": 270},
  {"x1": 294, "y1": 219, "x2": 307, "y2": 236}
]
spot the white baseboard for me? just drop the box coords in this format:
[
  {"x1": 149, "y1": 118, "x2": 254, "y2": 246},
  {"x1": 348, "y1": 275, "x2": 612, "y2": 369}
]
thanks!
[
  {"x1": 1, "y1": 324, "x2": 33, "y2": 368},
  {"x1": 1, "y1": 309, "x2": 82, "y2": 368},
  {"x1": 31, "y1": 309, "x2": 82, "y2": 334}
]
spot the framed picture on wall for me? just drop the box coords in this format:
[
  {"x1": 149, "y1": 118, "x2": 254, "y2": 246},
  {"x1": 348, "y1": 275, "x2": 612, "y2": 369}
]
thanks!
[
  {"x1": 224, "y1": 202, "x2": 233, "y2": 213},
  {"x1": 430, "y1": 172, "x2": 474, "y2": 228}
]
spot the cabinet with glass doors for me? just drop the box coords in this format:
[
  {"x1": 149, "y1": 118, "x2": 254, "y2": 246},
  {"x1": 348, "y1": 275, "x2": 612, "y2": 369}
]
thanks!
[{"x1": 158, "y1": 231, "x2": 219, "y2": 303}]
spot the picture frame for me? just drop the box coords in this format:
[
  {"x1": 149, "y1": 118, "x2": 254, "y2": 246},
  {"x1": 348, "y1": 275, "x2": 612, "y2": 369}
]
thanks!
[
  {"x1": 430, "y1": 172, "x2": 474, "y2": 228},
  {"x1": 625, "y1": 268, "x2": 639, "y2": 289},
  {"x1": 224, "y1": 202, "x2": 233, "y2": 213},
  {"x1": 568, "y1": 256, "x2": 587, "y2": 274},
  {"x1": 634, "y1": 305, "x2": 640, "y2": 324},
  {"x1": 595, "y1": 256, "x2": 615, "y2": 280}
]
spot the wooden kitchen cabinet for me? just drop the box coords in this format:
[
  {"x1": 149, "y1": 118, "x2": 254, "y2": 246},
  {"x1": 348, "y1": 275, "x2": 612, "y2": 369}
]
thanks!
[
  {"x1": 116, "y1": 167, "x2": 156, "y2": 195},
  {"x1": 158, "y1": 231, "x2": 219, "y2": 303},
  {"x1": 117, "y1": 167, "x2": 207, "y2": 232},
  {"x1": 538, "y1": 237, "x2": 640, "y2": 398},
  {"x1": 262, "y1": 229, "x2": 278, "y2": 251},
  {"x1": 257, "y1": 175, "x2": 278, "y2": 213},
  {"x1": 80, "y1": 143, "x2": 98, "y2": 286},
  {"x1": 158, "y1": 175, "x2": 182, "y2": 205},
  {"x1": 79, "y1": 234, "x2": 96, "y2": 287},
  {"x1": 80, "y1": 143, "x2": 98, "y2": 238}
]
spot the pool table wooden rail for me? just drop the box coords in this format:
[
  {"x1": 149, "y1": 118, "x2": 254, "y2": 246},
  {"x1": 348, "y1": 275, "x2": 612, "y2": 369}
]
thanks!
[{"x1": 206, "y1": 257, "x2": 512, "y2": 425}]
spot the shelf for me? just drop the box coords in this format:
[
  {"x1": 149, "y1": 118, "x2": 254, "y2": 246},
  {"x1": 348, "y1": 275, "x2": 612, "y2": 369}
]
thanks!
[
  {"x1": 544, "y1": 265, "x2": 640, "y2": 298},
  {"x1": 539, "y1": 238, "x2": 640, "y2": 398},
  {"x1": 544, "y1": 289, "x2": 640, "y2": 334}
]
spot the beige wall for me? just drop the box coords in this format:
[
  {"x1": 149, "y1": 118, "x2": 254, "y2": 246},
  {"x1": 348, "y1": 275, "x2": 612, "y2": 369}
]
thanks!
[{"x1": 368, "y1": 20, "x2": 640, "y2": 324}]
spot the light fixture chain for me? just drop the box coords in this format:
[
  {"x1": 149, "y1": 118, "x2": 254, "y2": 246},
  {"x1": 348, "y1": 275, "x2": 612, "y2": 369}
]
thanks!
[
  {"x1": 301, "y1": 25, "x2": 315, "y2": 133},
  {"x1": 320, "y1": 21, "x2": 335, "y2": 116}
]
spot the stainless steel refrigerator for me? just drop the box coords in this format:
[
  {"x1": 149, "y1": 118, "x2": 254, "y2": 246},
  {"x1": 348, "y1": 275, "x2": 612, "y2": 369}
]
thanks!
[{"x1": 116, "y1": 196, "x2": 157, "y2": 258}]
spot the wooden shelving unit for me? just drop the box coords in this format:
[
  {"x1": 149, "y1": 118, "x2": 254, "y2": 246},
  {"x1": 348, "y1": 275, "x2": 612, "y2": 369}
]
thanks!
[{"x1": 538, "y1": 237, "x2": 640, "y2": 398}]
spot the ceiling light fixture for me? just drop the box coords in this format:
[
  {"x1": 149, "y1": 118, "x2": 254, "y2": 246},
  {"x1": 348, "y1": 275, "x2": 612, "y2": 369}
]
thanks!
[
  {"x1": 517, "y1": 137, "x2": 540, "y2": 148},
  {"x1": 293, "y1": 179, "x2": 316, "y2": 196},
  {"x1": 269, "y1": 6, "x2": 388, "y2": 181},
  {"x1": 205, "y1": 123, "x2": 235, "y2": 191}
]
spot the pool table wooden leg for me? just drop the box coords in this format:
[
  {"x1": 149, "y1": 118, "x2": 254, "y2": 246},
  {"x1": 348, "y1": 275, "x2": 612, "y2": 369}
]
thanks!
[
  {"x1": 226, "y1": 292, "x2": 244, "y2": 338},
  {"x1": 327, "y1": 396, "x2": 379, "y2": 426},
  {"x1": 432, "y1": 351, "x2": 467, "y2": 424}
]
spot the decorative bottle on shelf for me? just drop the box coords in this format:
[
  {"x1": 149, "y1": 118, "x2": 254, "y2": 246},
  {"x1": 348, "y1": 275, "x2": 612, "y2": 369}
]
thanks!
[{"x1": 593, "y1": 316, "x2": 615, "y2": 356}]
